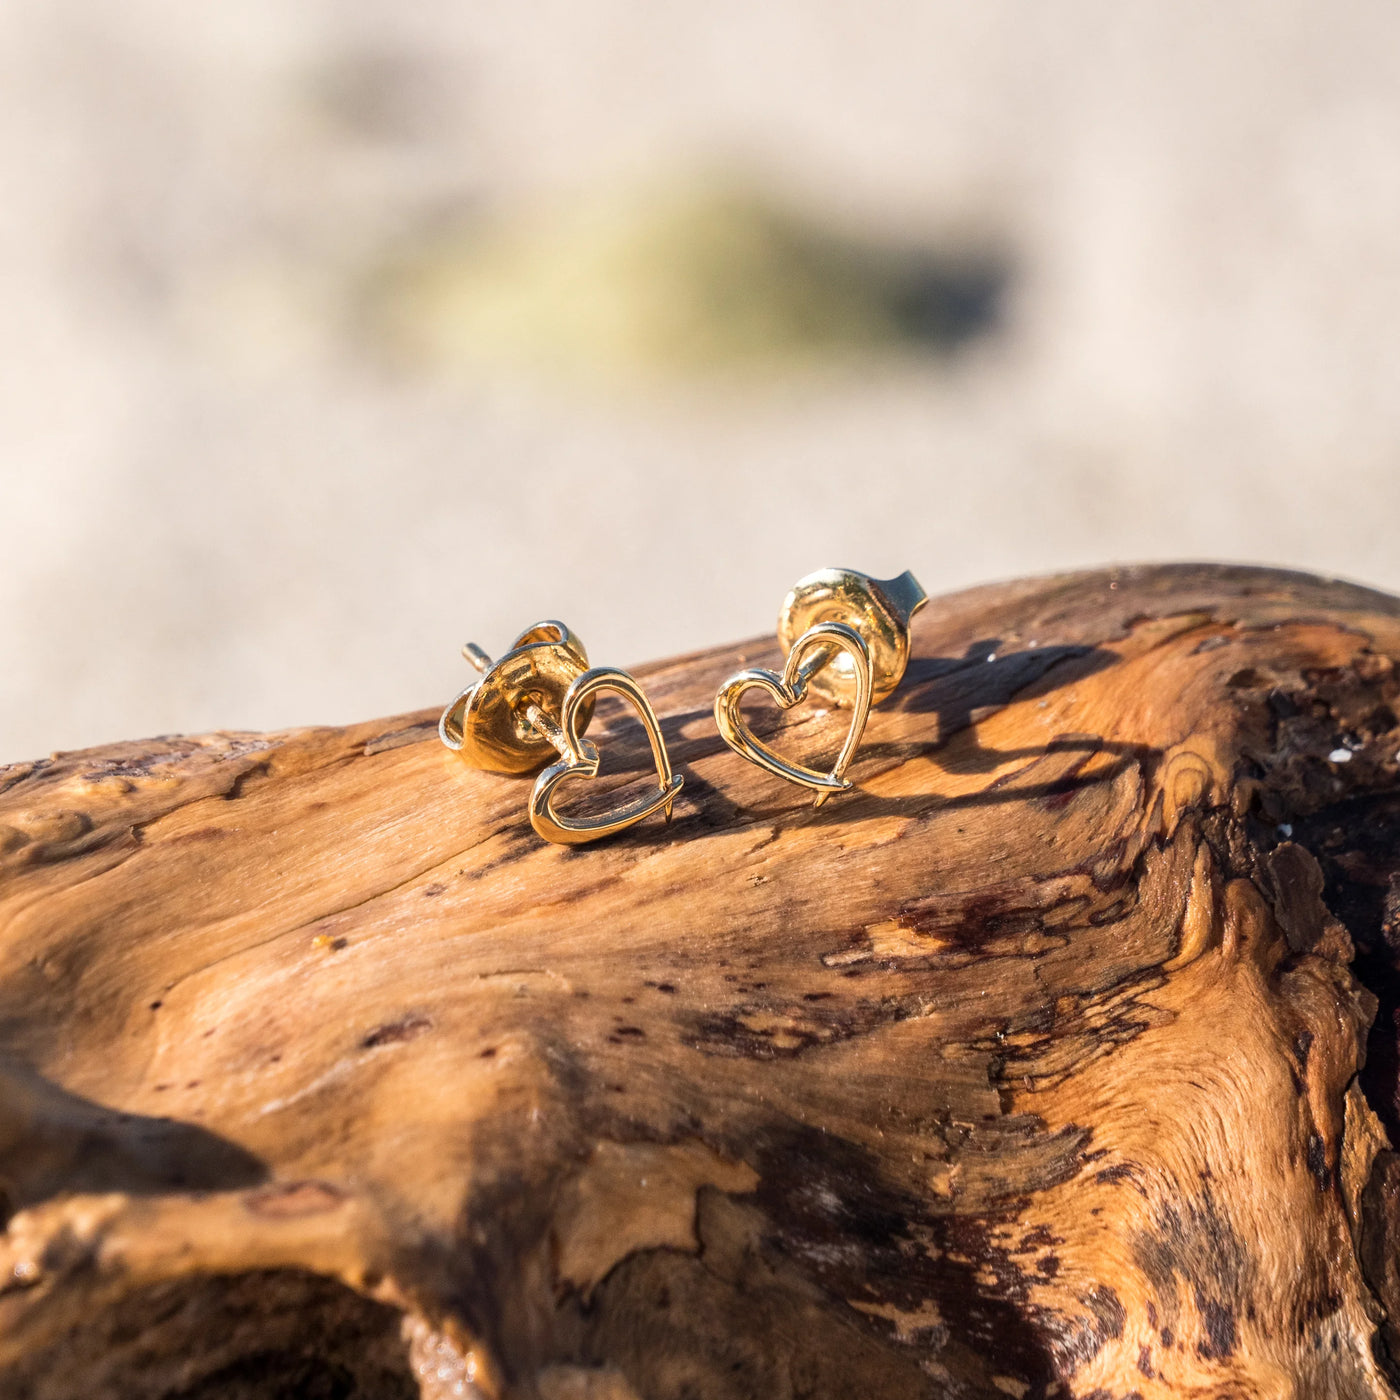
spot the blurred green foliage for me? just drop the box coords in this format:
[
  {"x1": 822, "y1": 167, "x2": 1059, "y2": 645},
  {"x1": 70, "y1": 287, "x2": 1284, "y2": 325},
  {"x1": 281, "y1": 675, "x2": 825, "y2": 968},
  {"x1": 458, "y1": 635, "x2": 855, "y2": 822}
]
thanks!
[{"x1": 369, "y1": 177, "x2": 1004, "y2": 382}]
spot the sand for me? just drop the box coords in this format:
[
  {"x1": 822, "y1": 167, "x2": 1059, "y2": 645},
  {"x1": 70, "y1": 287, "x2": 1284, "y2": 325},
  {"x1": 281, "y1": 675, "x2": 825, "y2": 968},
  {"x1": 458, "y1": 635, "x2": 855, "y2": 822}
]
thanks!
[{"x1": 2, "y1": 1, "x2": 1398, "y2": 760}]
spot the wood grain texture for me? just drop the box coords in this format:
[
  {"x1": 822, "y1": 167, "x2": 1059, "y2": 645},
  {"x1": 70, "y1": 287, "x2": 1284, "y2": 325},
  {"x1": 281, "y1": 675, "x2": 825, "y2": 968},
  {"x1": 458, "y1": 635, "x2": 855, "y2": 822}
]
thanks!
[{"x1": 4, "y1": 564, "x2": 1400, "y2": 1399}]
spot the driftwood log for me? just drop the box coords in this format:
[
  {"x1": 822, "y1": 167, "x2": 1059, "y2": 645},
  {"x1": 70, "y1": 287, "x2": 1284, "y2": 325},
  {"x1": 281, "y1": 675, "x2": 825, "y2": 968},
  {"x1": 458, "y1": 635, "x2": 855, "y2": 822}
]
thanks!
[{"x1": 5, "y1": 564, "x2": 1400, "y2": 1399}]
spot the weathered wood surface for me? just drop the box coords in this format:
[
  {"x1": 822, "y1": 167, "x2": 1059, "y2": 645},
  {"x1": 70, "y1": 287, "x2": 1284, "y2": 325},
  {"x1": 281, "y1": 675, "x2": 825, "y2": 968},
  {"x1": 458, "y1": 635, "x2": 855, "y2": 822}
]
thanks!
[{"x1": 4, "y1": 564, "x2": 1400, "y2": 1399}]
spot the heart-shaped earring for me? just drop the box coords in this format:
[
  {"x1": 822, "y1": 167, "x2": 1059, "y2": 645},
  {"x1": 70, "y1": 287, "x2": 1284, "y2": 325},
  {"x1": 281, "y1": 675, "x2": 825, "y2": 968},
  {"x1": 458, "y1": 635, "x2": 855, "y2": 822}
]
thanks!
[
  {"x1": 714, "y1": 569, "x2": 927, "y2": 806},
  {"x1": 440, "y1": 621, "x2": 682, "y2": 846}
]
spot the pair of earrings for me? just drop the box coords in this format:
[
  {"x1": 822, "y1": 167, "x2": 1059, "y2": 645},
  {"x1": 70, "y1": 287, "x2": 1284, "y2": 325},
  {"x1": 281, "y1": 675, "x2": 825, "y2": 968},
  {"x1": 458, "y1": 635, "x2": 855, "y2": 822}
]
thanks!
[{"x1": 439, "y1": 568, "x2": 927, "y2": 846}]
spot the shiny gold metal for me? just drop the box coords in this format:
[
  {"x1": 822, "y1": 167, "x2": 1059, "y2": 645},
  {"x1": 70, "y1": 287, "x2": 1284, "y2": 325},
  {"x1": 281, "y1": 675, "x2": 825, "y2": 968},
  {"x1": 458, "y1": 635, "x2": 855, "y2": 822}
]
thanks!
[
  {"x1": 439, "y1": 621, "x2": 593, "y2": 773},
  {"x1": 714, "y1": 568, "x2": 927, "y2": 806},
  {"x1": 530, "y1": 669, "x2": 682, "y2": 845},
  {"x1": 777, "y1": 568, "x2": 928, "y2": 706},
  {"x1": 440, "y1": 621, "x2": 681, "y2": 845}
]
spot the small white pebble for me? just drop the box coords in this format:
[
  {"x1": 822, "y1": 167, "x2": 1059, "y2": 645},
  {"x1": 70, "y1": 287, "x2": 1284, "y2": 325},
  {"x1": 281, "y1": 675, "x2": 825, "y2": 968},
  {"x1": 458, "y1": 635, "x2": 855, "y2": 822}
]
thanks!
[
  {"x1": 986, "y1": 653, "x2": 996, "y2": 662},
  {"x1": 1278, "y1": 823, "x2": 1293, "y2": 837},
  {"x1": 1328, "y1": 748, "x2": 1353, "y2": 763}
]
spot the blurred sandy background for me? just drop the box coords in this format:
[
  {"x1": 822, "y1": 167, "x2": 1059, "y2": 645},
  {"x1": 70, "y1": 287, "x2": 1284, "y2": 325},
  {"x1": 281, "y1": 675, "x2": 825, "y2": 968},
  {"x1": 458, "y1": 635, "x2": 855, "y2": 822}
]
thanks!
[{"x1": 2, "y1": 2, "x2": 1399, "y2": 763}]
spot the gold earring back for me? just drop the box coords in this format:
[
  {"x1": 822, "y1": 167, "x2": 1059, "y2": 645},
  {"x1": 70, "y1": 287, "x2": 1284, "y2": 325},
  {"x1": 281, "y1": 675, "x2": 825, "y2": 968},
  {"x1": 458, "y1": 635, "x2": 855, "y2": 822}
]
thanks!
[{"x1": 439, "y1": 621, "x2": 595, "y2": 774}]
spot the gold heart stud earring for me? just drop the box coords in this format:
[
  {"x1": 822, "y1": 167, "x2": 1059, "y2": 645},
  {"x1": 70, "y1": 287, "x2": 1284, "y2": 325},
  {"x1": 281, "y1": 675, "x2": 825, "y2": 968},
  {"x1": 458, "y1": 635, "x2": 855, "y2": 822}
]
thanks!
[
  {"x1": 714, "y1": 569, "x2": 928, "y2": 806},
  {"x1": 440, "y1": 621, "x2": 682, "y2": 845}
]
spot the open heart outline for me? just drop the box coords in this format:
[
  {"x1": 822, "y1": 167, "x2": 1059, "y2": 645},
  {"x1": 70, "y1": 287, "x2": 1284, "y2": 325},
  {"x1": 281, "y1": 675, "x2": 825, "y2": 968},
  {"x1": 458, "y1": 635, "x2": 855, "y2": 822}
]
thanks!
[
  {"x1": 530, "y1": 667, "x2": 683, "y2": 845},
  {"x1": 713, "y1": 621, "x2": 873, "y2": 806}
]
